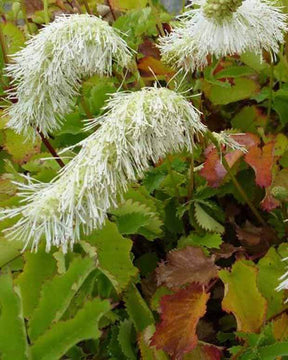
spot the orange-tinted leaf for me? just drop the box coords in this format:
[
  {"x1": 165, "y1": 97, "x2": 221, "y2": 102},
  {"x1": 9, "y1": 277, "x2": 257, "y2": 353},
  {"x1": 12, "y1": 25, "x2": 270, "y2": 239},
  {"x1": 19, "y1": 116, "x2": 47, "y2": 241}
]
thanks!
[
  {"x1": 156, "y1": 247, "x2": 218, "y2": 288},
  {"x1": 184, "y1": 343, "x2": 223, "y2": 360},
  {"x1": 244, "y1": 142, "x2": 275, "y2": 188},
  {"x1": 219, "y1": 260, "x2": 267, "y2": 333},
  {"x1": 151, "y1": 284, "x2": 209, "y2": 359},
  {"x1": 199, "y1": 147, "x2": 226, "y2": 188},
  {"x1": 200, "y1": 133, "x2": 259, "y2": 187},
  {"x1": 272, "y1": 313, "x2": 288, "y2": 341},
  {"x1": 138, "y1": 56, "x2": 174, "y2": 76}
]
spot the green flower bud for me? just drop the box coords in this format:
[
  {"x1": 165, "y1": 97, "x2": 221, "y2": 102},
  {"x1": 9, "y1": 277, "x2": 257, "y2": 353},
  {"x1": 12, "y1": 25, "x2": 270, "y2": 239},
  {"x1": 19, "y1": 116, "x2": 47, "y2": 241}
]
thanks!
[
  {"x1": 203, "y1": 0, "x2": 243, "y2": 22},
  {"x1": 271, "y1": 186, "x2": 288, "y2": 201}
]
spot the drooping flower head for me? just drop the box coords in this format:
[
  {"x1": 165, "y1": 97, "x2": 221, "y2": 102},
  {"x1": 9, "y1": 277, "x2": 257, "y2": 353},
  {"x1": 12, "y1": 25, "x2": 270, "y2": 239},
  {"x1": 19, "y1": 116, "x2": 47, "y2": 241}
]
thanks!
[
  {"x1": 1, "y1": 87, "x2": 206, "y2": 252},
  {"x1": 159, "y1": 0, "x2": 287, "y2": 71},
  {"x1": 6, "y1": 14, "x2": 133, "y2": 138}
]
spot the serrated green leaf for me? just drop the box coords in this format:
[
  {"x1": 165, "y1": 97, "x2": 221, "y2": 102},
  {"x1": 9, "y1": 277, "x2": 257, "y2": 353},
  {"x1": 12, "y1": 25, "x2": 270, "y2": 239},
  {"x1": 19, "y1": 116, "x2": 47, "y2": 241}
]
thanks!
[
  {"x1": 178, "y1": 233, "x2": 222, "y2": 249},
  {"x1": 118, "y1": 319, "x2": 137, "y2": 360},
  {"x1": 194, "y1": 203, "x2": 224, "y2": 233},
  {"x1": 15, "y1": 247, "x2": 57, "y2": 319},
  {"x1": 30, "y1": 298, "x2": 110, "y2": 360},
  {"x1": 0, "y1": 272, "x2": 29, "y2": 360},
  {"x1": 85, "y1": 221, "x2": 138, "y2": 293},
  {"x1": 257, "y1": 247, "x2": 288, "y2": 319},
  {"x1": 124, "y1": 284, "x2": 154, "y2": 332},
  {"x1": 112, "y1": 199, "x2": 162, "y2": 240},
  {"x1": 258, "y1": 342, "x2": 288, "y2": 360},
  {"x1": 29, "y1": 256, "x2": 96, "y2": 341}
]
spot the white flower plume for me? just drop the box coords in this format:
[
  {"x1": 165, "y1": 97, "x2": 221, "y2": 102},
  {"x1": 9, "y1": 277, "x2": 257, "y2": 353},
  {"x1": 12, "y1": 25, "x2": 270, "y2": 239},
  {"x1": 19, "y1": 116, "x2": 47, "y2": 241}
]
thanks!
[
  {"x1": 211, "y1": 131, "x2": 248, "y2": 152},
  {"x1": 159, "y1": 0, "x2": 287, "y2": 72},
  {"x1": 1, "y1": 87, "x2": 206, "y2": 252},
  {"x1": 277, "y1": 266, "x2": 288, "y2": 294},
  {"x1": 6, "y1": 14, "x2": 133, "y2": 138}
]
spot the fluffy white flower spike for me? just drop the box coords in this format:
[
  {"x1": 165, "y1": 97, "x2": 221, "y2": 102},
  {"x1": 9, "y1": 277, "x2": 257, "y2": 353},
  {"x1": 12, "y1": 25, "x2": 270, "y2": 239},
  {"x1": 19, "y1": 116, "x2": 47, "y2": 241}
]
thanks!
[
  {"x1": 6, "y1": 14, "x2": 133, "y2": 137},
  {"x1": 277, "y1": 266, "x2": 288, "y2": 293},
  {"x1": 159, "y1": 0, "x2": 287, "y2": 71},
  {"x1": 1, "y1": 87, "x2": 206, "y2": 252}
]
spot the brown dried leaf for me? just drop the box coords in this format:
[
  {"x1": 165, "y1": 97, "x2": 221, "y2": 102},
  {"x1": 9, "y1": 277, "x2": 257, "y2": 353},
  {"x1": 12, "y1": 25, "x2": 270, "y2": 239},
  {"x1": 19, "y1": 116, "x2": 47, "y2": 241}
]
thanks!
[{"x1": 156, "y1": 247, "x2": 218, "y2": 288}]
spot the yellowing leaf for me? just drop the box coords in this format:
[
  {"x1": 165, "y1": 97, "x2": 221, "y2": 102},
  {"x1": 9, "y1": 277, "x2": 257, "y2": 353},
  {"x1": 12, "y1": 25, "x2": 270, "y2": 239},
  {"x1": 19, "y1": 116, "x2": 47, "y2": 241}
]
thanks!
[
  {"x1": 110, "y1": 0, "x2": 147, "y2": 10},
  {"x1": 138, "y1": 56, "x2": 174, "y2": 76},
  {"x1": 3, "y1": 129, "x2": 41, "y2": 165},
  {"x1": 151, "y1": 284, "x2": 209, "y2": 359},
  {"x1": 219, "y1": 260, "x2": 267, "y2": 333}
]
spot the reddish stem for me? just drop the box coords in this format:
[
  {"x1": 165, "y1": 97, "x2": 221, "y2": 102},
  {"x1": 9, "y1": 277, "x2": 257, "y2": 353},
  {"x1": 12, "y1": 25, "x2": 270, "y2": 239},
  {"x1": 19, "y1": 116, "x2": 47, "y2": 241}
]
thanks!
[
  {"x1": 107, "y1": 0, "x2": 116, "y2": 20},
  {"x1": 37, "y1": 130, "x2": 65, "y2": 168}
]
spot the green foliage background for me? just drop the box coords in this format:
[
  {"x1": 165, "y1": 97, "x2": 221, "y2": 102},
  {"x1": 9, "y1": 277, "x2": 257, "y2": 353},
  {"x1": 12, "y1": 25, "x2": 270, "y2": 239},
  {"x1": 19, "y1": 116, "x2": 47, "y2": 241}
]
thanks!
[{"x1": 1, "y1": 0, "x2": 288, "y2": 359}]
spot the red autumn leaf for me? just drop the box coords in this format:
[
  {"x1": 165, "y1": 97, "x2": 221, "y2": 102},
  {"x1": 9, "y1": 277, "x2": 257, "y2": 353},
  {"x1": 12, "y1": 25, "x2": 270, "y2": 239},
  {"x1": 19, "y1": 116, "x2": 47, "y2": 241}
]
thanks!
[
  {"x1": 261, "y1": 189, "x2": 280, "y2": 211},
  {"x1": 244, "y1": 141, "x2": 275, "y2": 188},
  {"x1": 151, "y1": 284, "x2": 209, "y2": 360},
  {"x1": 138, "y1": 38, "x2": 161, "y2": 58},
  {"x1": 156, "y1": 247, "x2": 218, "y2": 288},
  {"x1": 200, "y1": 133, "x2": 259, "y2": 187},
  {"x1": 184, "y1": 343, "x2": 223, "y2": 359}
]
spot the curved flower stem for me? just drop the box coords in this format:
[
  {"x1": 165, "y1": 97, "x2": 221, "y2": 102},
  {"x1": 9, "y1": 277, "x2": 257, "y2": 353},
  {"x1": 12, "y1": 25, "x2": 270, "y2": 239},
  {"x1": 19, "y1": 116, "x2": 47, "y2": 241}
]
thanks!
[
  {"x1": 148, "y1": 0, "x2": 165, "y2": 37},
  {"x1": 37, "y1": 130, "x2": 65, "y2": 168},
  {"x1": 221, "y1": 154, "x2": 266, "y2": 227},
  {"x1": 107, "y1": 0, "x2": 116, "y2": 20},
  {"x1": 267, "y1": 60, "x2": 274, "y2": 119},
  {"x1": 207, "y1": 131, "x2": 267, "y2": 226},
  {"x1": 82, "y1": 0, "x2": 92, "y2": 14},
  {"x1": 182, "y1": 0, "x2": 186, "y2": 12},
  {"x1": 0, "y1": 25, "x2": 8, "y2": 64},
  {"x1": 167, "y1": 155, "x2": 181, "y2": 201},
  {"x1": 43, "y1": 0, "x2": 50, "y2": 24},
  {"x1": 21, "y1": 0, "x2": 32, "y2": 35},
  {"x1": 187, "y1": 153, "x2": 194, "y2": 200}
]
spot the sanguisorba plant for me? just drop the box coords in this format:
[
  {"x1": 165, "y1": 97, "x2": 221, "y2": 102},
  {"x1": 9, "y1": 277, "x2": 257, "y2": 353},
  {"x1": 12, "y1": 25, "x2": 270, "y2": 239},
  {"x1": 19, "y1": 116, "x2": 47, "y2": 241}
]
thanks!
[{"x1": 1, "y1": 1, "x2": 288, "y2": 358}]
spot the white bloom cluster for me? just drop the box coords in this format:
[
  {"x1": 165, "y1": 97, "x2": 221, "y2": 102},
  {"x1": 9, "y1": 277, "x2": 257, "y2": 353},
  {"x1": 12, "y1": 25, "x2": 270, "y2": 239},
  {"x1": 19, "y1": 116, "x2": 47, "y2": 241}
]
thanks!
[
  {"x1": 277, "y1": 268, "x2": 288, "y2": 293},
  {"x1": 6, "y1": 14, "x2": 133, "y2": 138},
  {"x1": 1, "y1": 87, "x2": 206, "y2": 252},
  {"x1": 211, "y1": 131, "x2": 248, "y2": 153},
  {"x1": 159, "y1": 0, "x2": 287, "y2": 71}
]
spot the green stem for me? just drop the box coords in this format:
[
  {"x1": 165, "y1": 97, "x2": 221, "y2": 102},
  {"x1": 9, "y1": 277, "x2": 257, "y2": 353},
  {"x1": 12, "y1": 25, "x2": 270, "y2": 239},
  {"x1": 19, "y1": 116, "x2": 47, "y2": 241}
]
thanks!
[
  {"x1": 43, "y1": 0, "x2": 49, "y2": 24},
  {"x1": 132, "y1": 60, "x2": 146, "y2": 89},
  {"x1": 182, "y1": 0, "x2": 186, "y2": 12},
  {"x1": 187, "y1": 153, "x2": 194, "y2": 200},
  {"x1": 148, "y1": 0, "x2": 165, "y2": 37},
  {"x1": 267, "y1": 60, "x2": 274, "y2": 119},
  {"x1": 21, "y1": 0, "x2": 32, "y2": 34},
  {"x1": 0, "y1": 25, "x2": 8, "y2": 64},
  {"x1": 82, "y1": 0, "x2": 92, "y2": 14},
  {"x1": 167, "y1": 156, "x2": 181, "y2": 201},
  {"x1": 222, "y1": 155, "x2": 266, "y2": 226}
]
